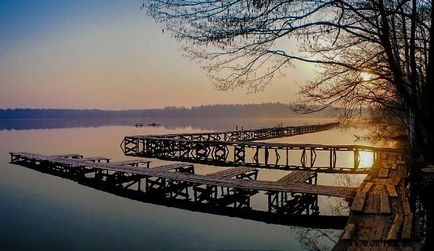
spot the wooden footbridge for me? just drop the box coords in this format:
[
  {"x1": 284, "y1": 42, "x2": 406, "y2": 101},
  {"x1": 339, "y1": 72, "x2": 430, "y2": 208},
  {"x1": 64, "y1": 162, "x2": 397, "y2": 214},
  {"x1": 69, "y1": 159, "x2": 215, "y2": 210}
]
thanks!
[
  {"x1": 121, "y1": 122, "x2": 400, "y2": 174},
  {"x1": 9, "y1": 151, "x2": 351, "y2": 228},
  {"x1": 120, "y1": 122, "x2": 420, "y2": 249},
  {"x1": 8, "y1": 123, "x2": 422, "y2": 249}
]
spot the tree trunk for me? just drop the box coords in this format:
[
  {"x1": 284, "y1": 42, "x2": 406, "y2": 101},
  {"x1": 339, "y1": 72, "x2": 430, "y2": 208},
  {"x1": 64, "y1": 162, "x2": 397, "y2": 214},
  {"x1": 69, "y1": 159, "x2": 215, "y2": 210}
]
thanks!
[
  {"x1": 408, "y1": 109, "x2": 417, "y2": 154},
  {"x1": 406, "y1": 107, "x2": 434, "y2": 166},
  {"x1": 408, "y1": 107, "x2": 434, "y2": 250}
]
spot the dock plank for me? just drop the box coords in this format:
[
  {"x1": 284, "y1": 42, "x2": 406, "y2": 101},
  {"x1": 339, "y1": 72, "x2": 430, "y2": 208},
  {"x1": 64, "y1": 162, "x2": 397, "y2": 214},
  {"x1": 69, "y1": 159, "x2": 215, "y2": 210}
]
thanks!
[
  {"x1": 206, "y1": 167, "x2": 257, "y2": 178},
  {"x1": 387, "y1": 213, "x2": 403, "y2": 240},
  {"x1": 341, "y1": 223, "x2": 356, "y2": 240},
  {"x1": 402, "y1": 213, "x2": 413, "y2": 239},
  {"x1": 109, "y1": 160, "x2": 151, "y2": 167},
  {"x1": 351, "y1": 191, "x2": 367, "y2": 212},
  {"x1": 362, "y1": 182, "x2": 374, "y2": 193},
  {"x1": 385, "y1": 184, "x2": 398, "y2": 197},
  {"x1": 402, "y1": 197, "x2": 412, "y2": 216},
  {"x1": 380, "y1": 194, "x2": 391, "y2": 214},
  {"x1": 52, "y1": 154, "x2": 83, "y2": 159},
  {"x1": 81, "y1": 157, "x2": 111, "y2": 162},
  {"x1": 277, "y1": 171, "x2": 316, "y2": 184},
  {"x1": 378, "y1": 169, "x2": 390, "y2": 178},
  {"x1": 151, "y1": 163, "x2": 193, "y2": 172}
]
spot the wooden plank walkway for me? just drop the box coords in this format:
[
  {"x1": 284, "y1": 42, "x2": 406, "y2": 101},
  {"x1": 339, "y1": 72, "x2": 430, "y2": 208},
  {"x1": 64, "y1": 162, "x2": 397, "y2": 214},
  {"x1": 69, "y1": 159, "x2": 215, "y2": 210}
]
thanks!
[
  {"x1": 109, "y1": 160, "x2": 151, "y2": 167},
  {"x1": 122, "y1": 137, "x2": 400, "y2": 173},
  {"x1": 10, "y1": 151, "x2": 422, "y2": 248},
  {"x1": 150, "y1": 163, "x2": 194, "y2": 172},
  {"x1": 10, "y1": 152, "x2": 355, "y2": 199},
  {"x1": 8, "y1": 155, "x2": 353, "y2": 229},
  {"x1": 81, "y1": 156, "x2": 110, "y2": 163},
  {"x1": 277, "y1": 171, "x2": 317, "y2": 184},
  {"x1": 52, "y1": 153, "x2": 83, "y2": 159},
  {"x1": 333, "y1": 152, "x2": 421, "y2": 250},
  {"x1": 137, "y1": 122, "x2": 340, "y2": 142},
  {"x1": 206, "y1": 167, "x2": 258, "y2": 179},
  {"x1": 122, "y1": 123, "x2": 401, "y2": 174}
]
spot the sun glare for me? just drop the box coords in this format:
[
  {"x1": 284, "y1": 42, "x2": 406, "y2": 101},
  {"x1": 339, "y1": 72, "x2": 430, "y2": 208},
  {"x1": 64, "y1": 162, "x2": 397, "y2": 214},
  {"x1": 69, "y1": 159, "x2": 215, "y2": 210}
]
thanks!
[{"x1": 359, "y1": 151, "x2": 374, "y2": 167}]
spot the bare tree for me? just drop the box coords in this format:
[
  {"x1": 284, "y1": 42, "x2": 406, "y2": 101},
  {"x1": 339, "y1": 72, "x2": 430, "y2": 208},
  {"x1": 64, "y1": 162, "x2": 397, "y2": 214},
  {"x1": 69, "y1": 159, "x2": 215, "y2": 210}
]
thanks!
[{"x1": 142, "y1": 0, "x2": 434, "y2": 163}]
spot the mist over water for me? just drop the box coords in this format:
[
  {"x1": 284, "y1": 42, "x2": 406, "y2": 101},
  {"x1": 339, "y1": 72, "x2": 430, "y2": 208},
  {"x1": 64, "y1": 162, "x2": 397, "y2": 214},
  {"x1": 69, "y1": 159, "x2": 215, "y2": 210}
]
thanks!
[
  {"x1": 0, "y1": 118, "x2": 372, "y2": 250},
  {"x1": 0, "y1": 116, "x2": 337, "y2": 131}
]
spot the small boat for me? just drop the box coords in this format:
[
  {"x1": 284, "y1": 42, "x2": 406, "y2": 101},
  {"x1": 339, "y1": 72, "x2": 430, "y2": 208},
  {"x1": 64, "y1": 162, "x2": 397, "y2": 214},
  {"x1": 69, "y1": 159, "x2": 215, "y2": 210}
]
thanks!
[{"x1": 148, "y1": 122, "x2": 160, "y2": 127}]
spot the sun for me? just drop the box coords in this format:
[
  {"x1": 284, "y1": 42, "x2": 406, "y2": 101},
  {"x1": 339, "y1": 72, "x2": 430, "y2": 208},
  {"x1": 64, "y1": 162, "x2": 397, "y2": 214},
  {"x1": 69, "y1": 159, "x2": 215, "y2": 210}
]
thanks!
[{"x1": 359, "y1": 151, "x2": 374, "y2": 167}]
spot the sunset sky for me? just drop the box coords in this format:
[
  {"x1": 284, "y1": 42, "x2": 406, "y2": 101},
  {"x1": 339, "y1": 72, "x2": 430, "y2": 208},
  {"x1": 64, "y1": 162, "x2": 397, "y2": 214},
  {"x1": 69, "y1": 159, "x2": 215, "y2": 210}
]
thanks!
[{"x1": 0, "y1": 0, "x2": 315, "y2": 109}]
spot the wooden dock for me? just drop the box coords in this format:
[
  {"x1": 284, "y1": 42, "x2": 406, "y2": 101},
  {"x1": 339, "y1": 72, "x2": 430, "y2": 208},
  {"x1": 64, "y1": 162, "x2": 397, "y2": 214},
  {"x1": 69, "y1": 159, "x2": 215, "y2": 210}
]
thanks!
[
  {"x1": 9, "y1": 152, "x2": 356, "y2": 222},
  {"x1": 10, "y1": 152, "x2": 355, "y2": 198},
  {"x1": 121, "y1": 123, "x2": 400, "y2": 174},
  {"x1": 13, "y1": 153, "x2": 353, "y2": 228},
  {"x1": 8, "y1": 122, "x2": 422, "y2": 249},
  {"x1": 333, "y1": 151, "x2": 421, "y2": 250},
  {"x1": 9, "y1": 151, "x2": 422, "y2": 248},
  {"x1": 123, "y1": 121, "x2": 423, "y2": 249},
  {"x1": 146, "y1": 122, "x2": 340, "y2": 141}
]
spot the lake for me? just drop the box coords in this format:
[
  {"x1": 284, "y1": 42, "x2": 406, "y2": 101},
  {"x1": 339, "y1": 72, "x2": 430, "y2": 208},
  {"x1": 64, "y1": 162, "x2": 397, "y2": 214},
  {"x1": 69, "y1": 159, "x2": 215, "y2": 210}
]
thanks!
[{"x1": 0, "y1": 117, "x2": 374, "y2": 250}]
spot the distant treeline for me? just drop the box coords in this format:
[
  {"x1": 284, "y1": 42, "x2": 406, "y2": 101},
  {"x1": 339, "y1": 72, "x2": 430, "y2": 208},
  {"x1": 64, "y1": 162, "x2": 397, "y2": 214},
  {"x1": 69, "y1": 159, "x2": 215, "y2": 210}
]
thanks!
[{"x1": 0, "y1": 103, "x2": 336, "y2": 119}]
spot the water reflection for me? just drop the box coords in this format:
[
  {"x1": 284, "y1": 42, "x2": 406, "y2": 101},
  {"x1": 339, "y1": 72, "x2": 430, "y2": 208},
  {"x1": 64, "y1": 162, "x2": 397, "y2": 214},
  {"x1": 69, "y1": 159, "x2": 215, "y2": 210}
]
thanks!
[
  {"x1": 328, "y1": 174, "x2": 365, "y2": 216},
  {"x1": 0, "y1": 119, "x2": 374, "y2": 250},
  {"x1": 292, "y1": 227, "x2": 342, "y2": 250}
]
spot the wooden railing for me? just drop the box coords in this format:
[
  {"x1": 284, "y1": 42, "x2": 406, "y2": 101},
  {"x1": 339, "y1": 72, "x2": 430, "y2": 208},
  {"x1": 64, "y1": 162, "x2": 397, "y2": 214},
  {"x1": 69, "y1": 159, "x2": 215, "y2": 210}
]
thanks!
[{"x1": 121, "y1": 123, "x2": 401, "y2": 173}]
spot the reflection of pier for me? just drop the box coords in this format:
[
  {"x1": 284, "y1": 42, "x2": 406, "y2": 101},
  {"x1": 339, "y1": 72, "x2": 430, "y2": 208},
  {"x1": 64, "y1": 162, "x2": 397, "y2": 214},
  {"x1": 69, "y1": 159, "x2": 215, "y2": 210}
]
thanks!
[
  {"x1": 9, "y1": 152, "x2": 352, "y2": 229},
  {"x1": 121, "y1": 123, "x2": 400, "y2": 173}
]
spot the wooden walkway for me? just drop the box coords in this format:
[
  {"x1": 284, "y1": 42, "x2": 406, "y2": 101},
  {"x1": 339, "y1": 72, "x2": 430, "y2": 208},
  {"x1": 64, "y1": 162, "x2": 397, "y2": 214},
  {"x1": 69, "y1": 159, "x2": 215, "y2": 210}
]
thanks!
[
  {"x1": 11, "y1": 151, "x2": 353, "y2": 228},
  {"x1": 9, "y1": 121, "x2": 423, "y2": 248},
  {"x1": 9, "y1": 152, "x2": 356, "y2": 223},
  {"x1": 9, "y1": 150, "x2": 422, "y2": 248},
  {"x1": 205, "y1": 167, "x2": 258, "y2": 179},
  {"x1": 333, "y1": 151, "x2": 421, "y2": 250},
  {"x1": 144, "y1": 122, "x2": 340, "y2": 142},
  {"x1": 10, "y1": 152, "x2": 355, "y2": 199},
  {"x1": 122, "y1": 123, "x2": 401, "y2": 174},
  {"x1": 9, "y1": 151, "x2": 356, "y2": 225},
  {"x1": 277, "y1": 171, "x2": 317, "y2": 184}
]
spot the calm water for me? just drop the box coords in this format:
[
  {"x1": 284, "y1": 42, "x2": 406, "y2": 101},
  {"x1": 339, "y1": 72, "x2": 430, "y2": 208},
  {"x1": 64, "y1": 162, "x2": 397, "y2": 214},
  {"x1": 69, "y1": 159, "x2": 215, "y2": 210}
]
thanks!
[{"x1": 0, "y1": 118, "x2": 373, "y2": 250}]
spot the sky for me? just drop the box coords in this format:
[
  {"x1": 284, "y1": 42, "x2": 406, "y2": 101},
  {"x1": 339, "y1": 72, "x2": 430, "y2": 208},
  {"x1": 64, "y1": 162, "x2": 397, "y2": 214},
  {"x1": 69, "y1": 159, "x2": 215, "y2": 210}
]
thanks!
[{"x1": 0, "y1": 0, "x2": 315, "y2": 109}]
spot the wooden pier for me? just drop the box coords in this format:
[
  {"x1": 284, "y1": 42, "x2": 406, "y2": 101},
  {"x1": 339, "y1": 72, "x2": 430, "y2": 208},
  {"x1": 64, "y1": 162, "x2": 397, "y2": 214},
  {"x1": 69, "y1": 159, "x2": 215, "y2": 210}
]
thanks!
[
  {"x1": 10, "y1": 152, "x2": 355, "y2": 198},
  {"x1": 121, "y1": 123, "x2": 400, "y2": 174},
  {"x1": 9, "y1": 152, "x2": 355, "y2": 225},
  {"x1": 9, "y1": 150, "x2": 421, "y2": 248},
  {"x1": 144, "y1": 122, "x2": 339, "y2": 141},
  {"x1": 8, "y1": 122, "x2": 422, "y2": 249},
  {"x1": 120, "y1": 123, "x2": 421, "y2": 249}
]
